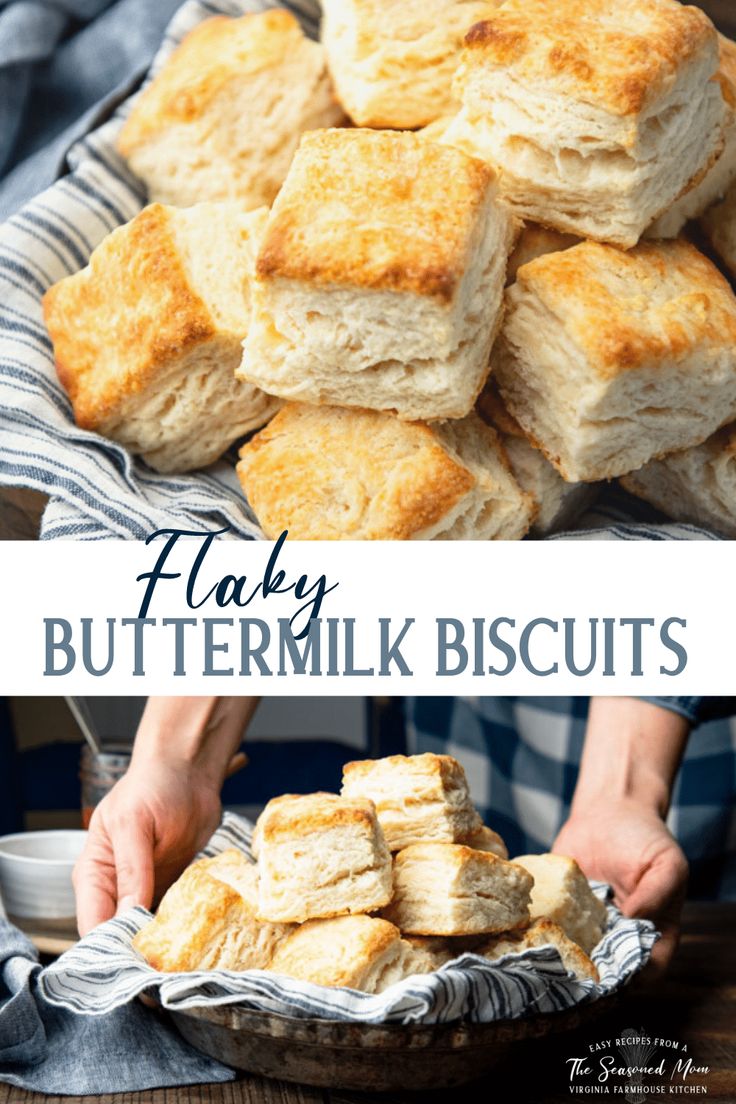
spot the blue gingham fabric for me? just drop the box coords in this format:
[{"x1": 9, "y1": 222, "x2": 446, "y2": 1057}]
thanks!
[
  {"x1": 404, "y1": 698, "x2": 736, "y2": 901},
  {"x1": 38, "y1": 812, "x2": 656, "y2": 1025},
  {"x1": 0, "y1": 0, "x2": 725, "y2": 540}
]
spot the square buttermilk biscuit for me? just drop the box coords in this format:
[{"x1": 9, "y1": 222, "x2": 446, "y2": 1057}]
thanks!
[
  {"x1": 701, "y1": 176, "x2": 736, "y2": 277},
  {"x1": 268, "y1": 915, "x2": 412, "y2": 992},
  {"x1": 513, "y1": 854, "x2": 608, "y2": 954},
  {"x1": 256, "y1": 792, "x2": 392, "y2": 924},
  {"x1": 237, "y1": 404, "x2": 535, "y2": 540},
  {"x1": 648, "y1": 34, "x2": 736, "y2": 238},
  {"x1": 320, "y1": 0, "x2": 502, "y2": 129},
  {"x1": 478, "y1": 387, "x2": 597, "y2": 534},
  {"x1": 620, "y1": 422, "x2": 736, "y2": 538},
  {"x1": 117, "y1": 10, "x2": 345, "y2": 209},
  {"x1": 341, "y1": 753, "x2": 482, "y2": 850},
  {"x1": 494, "y1": 239, "x2": 736, "y2": 483},
  {"x1": 382, "y1": 843, "x2": 533, "y2": 936},
  {"x1": 43, "y1": 202, "x2": 279, "y2": 473},
  {"x1": 239, "y1": 128, "x2": 515, "y2": 422},
  {"x1": 444, "y1": 0, "x2": 726, "y2": 247},
  {"x1": 132, "y1": 851, "x2": 290, "y2": 972},
  {"x1": 477, "y1": 919, "x2": 599, "y2": 982}
]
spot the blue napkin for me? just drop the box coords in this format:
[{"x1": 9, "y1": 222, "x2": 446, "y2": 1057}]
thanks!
[
  {"x1": 0, "y1": 919, "x2": 235, "y2": 1094},
  {"x1": 0, "y1": 0, "x2": 183, "y2": 220}
]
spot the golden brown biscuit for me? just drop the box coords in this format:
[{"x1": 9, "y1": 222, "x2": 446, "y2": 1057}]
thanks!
[
  {"x1": 268, "y1": 915, "x2": 412, "y2": 992},
  {"x1": 239, "y1": 128, "x2": 515, "y2": 422},
  {"x1": 382, "y1": 843, "x2": 533, "y2": 936},
  {"x1": 237, "y1": 405, "x2": 534, "y2": 541},
  {"x1": 320, "y1": 0, "x2": 501, "y2": 128},
  {"x1": 43, "y1": 202, "x2": 278, "y2": 472},
  {"x1": 494, "y1": 239, "x2": 736, "y2": 482},
  {"x1": 444, "y1": 0, "x2": 725, "y2": 246},
  {"x1": 256, "y1": 793, "x2": 392, "y2": 924},
  {"x1": 132, "y1": 851, "x2": 289, "y2": 972},
  {"x1": 513, "y1": 854, "x2": 608, "y2": 954},
  {"x1": 477, "y1": 919, "x2": 600, "y2": 982},
  {"x1": 118, "y1": 10, "x2": 345, "y2": 208},
  {"x1": 342, "y1": 753, "x2": 482, "y2": 850}
]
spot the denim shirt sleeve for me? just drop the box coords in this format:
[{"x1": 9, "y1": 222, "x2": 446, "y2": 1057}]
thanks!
[{"x1": 638, "y1": 697, "x2": 736, "y2": 726}]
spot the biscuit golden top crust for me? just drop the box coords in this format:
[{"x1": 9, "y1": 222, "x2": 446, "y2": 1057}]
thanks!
[
  {"x1": 462, "y1": 0, "x2": 718, "y2": 117},
  {"x1": 255, "y1": 128, "x2": 497, "y2": 301},
  {"x1": 269, "y1": 915, "x2": 401, "y2": 987},
  {"x1": 343, "y1": 753, "x2": 468, "y2": 789},
  {"x1": 42, "y1": 204, "x2": 214, "y2": 429},
  {"x1": 329, "y1": 0, "x2": 502, "y2": 62},
  {"x1": 118, "y1": 10, "x2": 306, "y2": 153},
  {"x1": 512, "y1": 239, "x2": 736, "y2": 378},
  {"x1": 258, "y1": 792, "x2": 381, "y2": 842},
  {"x1": 394, "y1": 841, "x2": 511, "y2": 871},
  {"x1": 237, "y1": 404, "x2": 475, "y2": 541},
  {"x1": 514, "y1": 852, "x2": 600, "y2": 895}
]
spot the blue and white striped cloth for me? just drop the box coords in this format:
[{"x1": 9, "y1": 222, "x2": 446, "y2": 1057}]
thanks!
[
  {"x1": 0, "y1": 0, "x2": 723, "y2": 541},
  {"x1": 39, "y1": 813, "x2": 656, "y2": 1025}
]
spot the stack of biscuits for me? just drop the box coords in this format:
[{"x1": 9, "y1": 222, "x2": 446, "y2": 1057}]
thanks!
[
  {"x1": 133, "y1": 753, "x2": 604, "y2": 992},
  {"x1": 42, "y1": 1, "x2": 736, "y2": 539}
]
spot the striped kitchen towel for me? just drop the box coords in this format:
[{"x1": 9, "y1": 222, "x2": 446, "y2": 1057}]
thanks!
[
  {"x1": 39, "y1": 812, "x2": 656, "y2": 1026},
  {"x1": 0, "y1": 0, "x2": 722, "y2": 541}
]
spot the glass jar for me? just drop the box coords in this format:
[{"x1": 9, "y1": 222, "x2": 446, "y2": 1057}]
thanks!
[{"x1": 79, "y1": 745, "x2": 131, "y2": 828}]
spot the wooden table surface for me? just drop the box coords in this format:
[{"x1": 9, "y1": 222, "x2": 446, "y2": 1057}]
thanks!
[{"x1": 1, "y1": 903, "x2": 733, "y2": 1104}]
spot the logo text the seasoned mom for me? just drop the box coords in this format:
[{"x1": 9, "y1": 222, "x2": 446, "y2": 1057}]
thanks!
[{"x1": 566, "y1": 1032, "x2": 709, "y2": 1096}]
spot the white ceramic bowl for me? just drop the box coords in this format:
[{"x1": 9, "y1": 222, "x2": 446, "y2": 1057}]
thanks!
[{"x1": 0, "y1": 830, "x2": 86, "y2": 931}]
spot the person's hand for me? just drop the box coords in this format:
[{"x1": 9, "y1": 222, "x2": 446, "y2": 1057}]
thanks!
[
  {"x1": 553, "y1": 798, "x2": 688, "y2": 976},
  {"x1": 553, "y1": 697, "x2": 692, "y2": 976},
  {"x1": 73, "y1": 757, "x2": 222, "y2": 936},
  {"x1": 73, "y1": 696, "x2": 258, "y2": 936}
]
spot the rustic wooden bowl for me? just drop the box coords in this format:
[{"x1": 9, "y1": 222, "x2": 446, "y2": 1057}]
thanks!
[{"x1": 165, "y1": 999, "x2": 610, "y2": 1091}]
